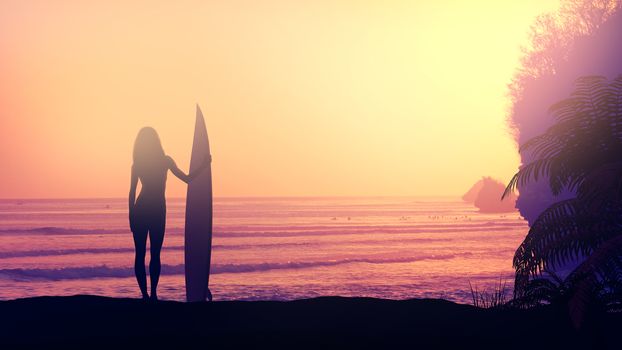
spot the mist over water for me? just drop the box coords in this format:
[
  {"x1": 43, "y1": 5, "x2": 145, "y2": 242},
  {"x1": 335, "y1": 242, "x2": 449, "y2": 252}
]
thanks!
[{"x1": 0, "y1": 197, "x2": 527, "y2": 303}]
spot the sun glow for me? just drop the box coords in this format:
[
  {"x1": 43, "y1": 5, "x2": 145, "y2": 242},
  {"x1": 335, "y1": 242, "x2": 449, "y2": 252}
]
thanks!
[{"x1": 0, "y1": 0, "x2": 559, "y2": 198}]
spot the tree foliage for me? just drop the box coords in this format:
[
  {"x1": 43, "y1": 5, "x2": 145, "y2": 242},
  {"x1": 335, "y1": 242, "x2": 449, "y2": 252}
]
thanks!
[
  {"x1": 510, "y1": 0, "x2": 622, "y2": 104},
  {"x1": 505, "y1": 75, "x2": 622, "y2": 326}
]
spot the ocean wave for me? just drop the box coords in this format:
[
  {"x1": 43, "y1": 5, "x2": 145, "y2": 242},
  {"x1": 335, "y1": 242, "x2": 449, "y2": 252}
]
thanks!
[
  {"x1": 218, "y1": 222, "x2": 526, "y2": 231},
  {"x1": 0, "y1": 247, "x2": 137, "y2": 258},
  {"x1": 0, "y1": 221, "x2": 526, "y2": 237},
  {"x1": 0, "y1": 227, "x2": 129, "y2": 235},
  {"x1": 0, "y1": 253, "x2": 467, "y2": 281},
  {"x1": 218, "y1": 225, "x2": 525, "y2": 238},
  {"x1": 0, "y1": 237, "x2": 456, "y2": 259}
]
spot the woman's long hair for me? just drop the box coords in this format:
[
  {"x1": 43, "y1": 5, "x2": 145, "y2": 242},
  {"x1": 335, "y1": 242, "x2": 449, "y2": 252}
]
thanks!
[{"x1": 133, "y1": 127, "x2": 165, "y2": 172}]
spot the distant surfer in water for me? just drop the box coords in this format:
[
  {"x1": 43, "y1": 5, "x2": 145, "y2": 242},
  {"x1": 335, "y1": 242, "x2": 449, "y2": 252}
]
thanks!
[{"x1": 129, "y1": 127, "x2": 209, "y2": 301}]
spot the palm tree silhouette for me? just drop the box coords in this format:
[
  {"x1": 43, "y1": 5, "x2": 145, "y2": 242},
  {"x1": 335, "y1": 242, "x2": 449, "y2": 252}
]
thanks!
[{"x1": 504, "y1": 75, "x2": 622, "y2": 326}]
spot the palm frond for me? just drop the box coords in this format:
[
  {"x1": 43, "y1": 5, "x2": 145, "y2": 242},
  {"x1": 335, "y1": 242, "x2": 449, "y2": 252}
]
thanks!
[
  {"x1": 566, "y1": 235, "x2": 622, "y2": 328},
  {"x1": 507, "y1": 75, "x2": 622, "y2": 313},
  {"x1": 510, "y1": 75, "x2": 622, "y2": 197}
]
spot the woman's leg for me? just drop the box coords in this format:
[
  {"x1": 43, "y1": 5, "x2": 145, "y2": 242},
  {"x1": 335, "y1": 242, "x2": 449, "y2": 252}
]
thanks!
[
  {"x1": 148, "y1": 219, "x2": 165, "y2": 300},
  {"x1": 132, "y1": 227, "x2": 149, "y2": 299}
]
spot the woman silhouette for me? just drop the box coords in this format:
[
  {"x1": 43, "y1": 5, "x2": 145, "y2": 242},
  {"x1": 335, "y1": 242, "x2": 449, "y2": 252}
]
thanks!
[{"x1": 129, "y1": 127, "x2": 208, "y2": 301}]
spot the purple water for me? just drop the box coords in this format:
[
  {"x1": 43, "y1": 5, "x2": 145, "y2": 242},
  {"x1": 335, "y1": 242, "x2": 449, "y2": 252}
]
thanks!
[{"x1": 0, "y1": 197, "x2": 527, "y2": 303}]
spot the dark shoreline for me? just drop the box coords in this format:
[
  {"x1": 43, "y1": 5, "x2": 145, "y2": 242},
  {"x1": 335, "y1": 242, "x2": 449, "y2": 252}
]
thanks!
[{"x1": 0, "y1": 295, "x2": 619, "y2": 349}]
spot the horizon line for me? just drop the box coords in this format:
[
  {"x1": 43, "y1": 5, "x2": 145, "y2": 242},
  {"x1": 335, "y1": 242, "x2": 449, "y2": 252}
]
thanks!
[{"x1": 0, "y1": 195, "x2": 461, "y2": 201}]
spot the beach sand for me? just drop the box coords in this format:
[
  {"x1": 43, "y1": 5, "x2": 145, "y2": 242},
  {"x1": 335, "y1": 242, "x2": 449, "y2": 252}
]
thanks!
[{"x1": 0, "y1": 296, "x2": 617, "y2": 349}]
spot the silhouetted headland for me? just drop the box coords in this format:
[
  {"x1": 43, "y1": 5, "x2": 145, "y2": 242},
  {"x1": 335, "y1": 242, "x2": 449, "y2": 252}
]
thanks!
[
  {"x1": 0, "y1": 295, "x2": 618, "y2": 349},
  {"x1": 463, "y1": 177, "x2": 517, "y2": 213}
]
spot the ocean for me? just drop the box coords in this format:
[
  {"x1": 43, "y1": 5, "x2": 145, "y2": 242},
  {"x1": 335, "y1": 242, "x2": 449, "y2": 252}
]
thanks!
[{"x1": 0, "y1": 197, "x2": 527, "y2": 304}]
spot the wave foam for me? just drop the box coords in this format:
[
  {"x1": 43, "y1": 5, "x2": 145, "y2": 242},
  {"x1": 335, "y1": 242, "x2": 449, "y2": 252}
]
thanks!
[
  {"x1": 0, "y1": 221, "x2": 526, "y2": 237},
  {"x1": 0, "y1": 253, "x2": 466, "y2": 281}
]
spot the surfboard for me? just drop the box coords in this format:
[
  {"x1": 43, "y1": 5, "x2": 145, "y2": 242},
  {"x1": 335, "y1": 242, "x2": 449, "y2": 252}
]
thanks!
[{"x1": 184, "y1": 104, "x2": 213, "y2": 302}]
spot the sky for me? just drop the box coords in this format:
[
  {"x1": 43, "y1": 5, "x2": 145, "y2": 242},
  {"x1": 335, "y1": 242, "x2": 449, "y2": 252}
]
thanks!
[{"x1": 0, "y1": 0, "x2": 559, "y2": 198}]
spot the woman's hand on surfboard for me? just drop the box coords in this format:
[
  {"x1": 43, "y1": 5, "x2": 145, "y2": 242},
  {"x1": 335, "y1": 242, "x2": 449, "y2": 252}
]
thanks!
[{"x1": 169, "y1": 155, "x2": 209, "y2": 184}]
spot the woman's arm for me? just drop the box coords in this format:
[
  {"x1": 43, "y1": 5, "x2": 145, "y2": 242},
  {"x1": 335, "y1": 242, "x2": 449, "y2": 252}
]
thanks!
[
  {"x1": 168, "y1": 155, "x2": 210, "y2": 184},
  {"x1": 129, "y1": 165, "x2": 139, "y2": 232},
  {"x1": 129, "y1": 165, "x2": 138, "y2": 213}
]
